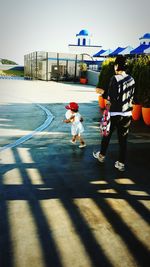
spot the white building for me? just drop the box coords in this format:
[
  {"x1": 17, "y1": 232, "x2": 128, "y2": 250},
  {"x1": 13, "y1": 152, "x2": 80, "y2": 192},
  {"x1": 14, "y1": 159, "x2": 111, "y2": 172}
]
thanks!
[
  {"x1": 68, "y1": 29, "x2": 102, "y2": 57},
  {"x1": 139, "y1": 33, "x2": 150, "y2": 45}
]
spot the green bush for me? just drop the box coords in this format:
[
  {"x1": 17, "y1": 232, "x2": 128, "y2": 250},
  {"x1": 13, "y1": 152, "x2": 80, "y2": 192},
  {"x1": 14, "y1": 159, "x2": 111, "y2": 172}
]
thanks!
[
  {"x1": 97, "y1": 55, "x2": 150, "y2": 107},
  {"x1": 3, "y1": 69, "x2": 24, "y2": 77},
  {"x1": 97, "y1": 58, "x2": 115, "y2": 91},
  {"x1": 127, "y1": 56, "x2": 150, "y2": 107},
  {"x1": 138, "y1": 58, "x2": 150, "y2": 107},
  {"x1": 79, "y1": 62, "x2": 87, "y2": 78},
  {"x1": 1, "y1": 59, "x2": 17, "y2": 65},
  {"x1": 126, "y1": 58, "x2": 141, "y2": 104}
]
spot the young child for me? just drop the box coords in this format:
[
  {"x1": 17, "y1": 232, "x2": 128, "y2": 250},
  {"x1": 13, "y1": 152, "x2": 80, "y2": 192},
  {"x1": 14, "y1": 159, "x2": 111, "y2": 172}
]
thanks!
[{"x1": 63, "y1": 102, "x2": 86, "y2": 148}]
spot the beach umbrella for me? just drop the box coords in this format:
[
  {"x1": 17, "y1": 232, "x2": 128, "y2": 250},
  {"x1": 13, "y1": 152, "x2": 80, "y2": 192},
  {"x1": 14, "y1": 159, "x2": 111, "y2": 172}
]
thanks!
[
  {"x1": 93, "y1": 49, "x2": 107, "y2": 57},
  {"x1": 144, "y1": 47, "x2": 150, "y2": 54},
  {"x1": 109, "y1": 47, "x2": 126, "y2": 56},
  {"x1": 130, "y1": 44, "x2": 150, "y2": 54},
  {"x1": 118, "y1": 46, "x2": 134, "y2": 55},
  {"x1": 100, "y1": 49, "x2": 113, "y2": 56}
]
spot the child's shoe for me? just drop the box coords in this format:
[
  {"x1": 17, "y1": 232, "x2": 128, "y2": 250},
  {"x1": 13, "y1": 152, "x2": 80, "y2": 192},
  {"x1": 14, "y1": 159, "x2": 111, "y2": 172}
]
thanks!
[{"x1": 79, "y1": 143, "x2": 86, "y2": 148}]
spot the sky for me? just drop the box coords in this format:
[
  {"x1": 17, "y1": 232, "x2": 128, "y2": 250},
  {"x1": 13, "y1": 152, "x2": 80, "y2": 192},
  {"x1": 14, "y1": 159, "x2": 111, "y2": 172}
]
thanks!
[{"x1": 0, "y1": 0, "x2": 150, "y2": 65}]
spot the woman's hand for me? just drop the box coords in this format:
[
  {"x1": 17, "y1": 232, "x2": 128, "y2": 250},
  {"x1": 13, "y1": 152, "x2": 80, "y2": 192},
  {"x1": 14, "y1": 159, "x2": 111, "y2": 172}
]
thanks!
[{"x1": 96, "y1": 88, "x2": 104, "y2": 95}]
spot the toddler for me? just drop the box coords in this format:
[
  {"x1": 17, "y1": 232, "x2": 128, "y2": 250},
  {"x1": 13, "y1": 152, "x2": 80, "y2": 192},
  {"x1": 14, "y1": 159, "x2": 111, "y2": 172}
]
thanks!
[{"x1": 63, "y1": 102, "x2": 86, "y2": 148}]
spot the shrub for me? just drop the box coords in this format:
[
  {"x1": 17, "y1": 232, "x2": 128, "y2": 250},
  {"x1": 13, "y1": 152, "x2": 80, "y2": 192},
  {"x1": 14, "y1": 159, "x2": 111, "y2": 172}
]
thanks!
[
  {"x1": 79, "y1": 62, "x2": 87, "y2": 78},
  {"x1": 1, "y1": 59, "x2": 18, "y2": 65},
  {"x1": 138, "y1": 58, "x2": 150, "y2": 107},
  {"x1": 127, "y1": 56, "x2": 150, "y2": 107},
  {"x1": 97, "y1": 55, "x2": 150, "y2": 107},
  {"x1": 97, "y1": 58, "x2": 115, "y2": 92}
]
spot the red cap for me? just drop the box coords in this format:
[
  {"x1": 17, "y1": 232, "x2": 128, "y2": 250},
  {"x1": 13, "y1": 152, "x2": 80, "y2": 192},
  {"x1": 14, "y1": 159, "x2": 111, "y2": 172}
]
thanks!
[{"x1": 65, "y1": 102, "x2": 79, "y2": 111}]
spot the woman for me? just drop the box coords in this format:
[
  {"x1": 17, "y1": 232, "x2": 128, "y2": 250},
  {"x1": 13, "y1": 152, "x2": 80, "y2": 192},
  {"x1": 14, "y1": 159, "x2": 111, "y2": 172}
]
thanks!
[{"x1": 93, "y1": 55, "x2": 135, "y2": 171}]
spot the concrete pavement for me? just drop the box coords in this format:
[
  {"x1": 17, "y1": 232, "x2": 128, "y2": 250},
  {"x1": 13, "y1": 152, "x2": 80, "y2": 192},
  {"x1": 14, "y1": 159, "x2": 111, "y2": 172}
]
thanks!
[{"x1": 0, "y1": 79, "x2": 150, "y2": 267}]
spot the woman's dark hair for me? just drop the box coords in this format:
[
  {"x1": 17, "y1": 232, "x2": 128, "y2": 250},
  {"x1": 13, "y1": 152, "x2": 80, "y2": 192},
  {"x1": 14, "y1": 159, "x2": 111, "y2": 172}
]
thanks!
[{"x1": 115, "y1": 55, "x2": 126, "y2": 71}]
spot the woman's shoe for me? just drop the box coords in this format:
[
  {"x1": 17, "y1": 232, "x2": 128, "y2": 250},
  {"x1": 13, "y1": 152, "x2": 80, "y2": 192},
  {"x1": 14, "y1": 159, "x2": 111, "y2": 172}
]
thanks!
[
  {"x1": 93, "y1": 151, "x2": 105, "y2": 163},
  {"x1": 115, "y1": 161, "x2": 125, "y2": 171}
]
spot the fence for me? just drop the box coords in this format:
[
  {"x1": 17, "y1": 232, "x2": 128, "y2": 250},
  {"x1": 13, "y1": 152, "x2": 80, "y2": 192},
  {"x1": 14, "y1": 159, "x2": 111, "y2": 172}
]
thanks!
[
  {"x1": 24, "y1": 51, "x2": 102, "y2": 83},
  {"x1": 24, "y1": 52, "x2": 84, "y2": 81}
]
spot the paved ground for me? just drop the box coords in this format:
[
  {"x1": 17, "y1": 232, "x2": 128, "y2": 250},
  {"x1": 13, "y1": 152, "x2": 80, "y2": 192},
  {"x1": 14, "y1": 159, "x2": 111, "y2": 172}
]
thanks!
[{"x1": 0, "y1": 79, "x2": 150, "y2": 267}]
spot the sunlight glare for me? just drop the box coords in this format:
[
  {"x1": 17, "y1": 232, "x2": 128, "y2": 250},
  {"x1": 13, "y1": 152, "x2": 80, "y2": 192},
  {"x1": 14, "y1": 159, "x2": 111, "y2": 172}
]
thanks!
[
  {"x1": 74, "y1": 198, "x2": 137, "y2": 267},
  {"x1": 17, "y1": 148, "x2": 34, "y2": 163},
  {"x1": 40, "y1": 199, "x2": 93, "y2": 267},
  {"x1": 8, "y1": 200, "x2": 45, "y2": 267}
]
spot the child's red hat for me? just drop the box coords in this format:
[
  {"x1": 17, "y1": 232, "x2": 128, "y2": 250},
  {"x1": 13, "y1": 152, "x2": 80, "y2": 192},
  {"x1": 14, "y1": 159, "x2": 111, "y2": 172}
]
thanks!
[{"x1": 65, "y1": 102, "x2": 79, "y2": 111}]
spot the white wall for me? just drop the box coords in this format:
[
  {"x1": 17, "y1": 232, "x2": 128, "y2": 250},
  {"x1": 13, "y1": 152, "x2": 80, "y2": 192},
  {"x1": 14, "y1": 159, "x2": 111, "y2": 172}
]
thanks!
[
  {"x1": 140, "y1": 38, "x2": 150, "y2": 45},
  {"x1": 68, "y1": 45, "x2": 102, "y2": 56},
  {"x1": 87, "y1": 70, "x2": 99, "y2": 86}
]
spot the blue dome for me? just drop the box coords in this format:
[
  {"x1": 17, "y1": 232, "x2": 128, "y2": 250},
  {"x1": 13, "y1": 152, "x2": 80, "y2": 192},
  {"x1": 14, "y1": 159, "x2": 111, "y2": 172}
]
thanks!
[
  {"x1": 76, "y1": 29, "x2": 89, "y2": 36},
  {"x1": 139, "y1": 33, "x2": 150, "y2": 39}
]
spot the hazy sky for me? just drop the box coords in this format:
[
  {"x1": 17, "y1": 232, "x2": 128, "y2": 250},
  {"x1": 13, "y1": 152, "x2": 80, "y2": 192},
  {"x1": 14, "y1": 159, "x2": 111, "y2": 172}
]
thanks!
[{"x1": 0, "y1": 0, "x2": 149, "y2": 64}]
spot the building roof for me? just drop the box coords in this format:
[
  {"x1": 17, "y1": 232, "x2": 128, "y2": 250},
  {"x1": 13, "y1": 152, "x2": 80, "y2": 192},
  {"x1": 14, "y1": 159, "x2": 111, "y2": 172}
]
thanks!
[
  {"x1": 93, "y1": 49, "x2": 107, "y2": 57},
  {"x1": 139, "y1": 33, "x2": 150, "y2": 39},
  {"x1": 76, "y1": 29, "x2": 89, "y2": 36},
  {"x1": 118, "y1": 46, "x2": 134, "y2": 55},
  {"x1": 100, "y1": 49, "x2": 113, "y2": 56},
  {"x1": 109, "y1": 47, "x2": 126, "y2": 56}
]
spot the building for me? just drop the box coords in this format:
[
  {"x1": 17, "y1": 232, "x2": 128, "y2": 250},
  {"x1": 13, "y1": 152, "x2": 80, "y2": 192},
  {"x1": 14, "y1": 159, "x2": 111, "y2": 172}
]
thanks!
[
  {"x1": 24, "y1": 51, "x2": 84, "y2": 81},
  {"x1": 68, "y1": 29, "x2": 102, "y2": 56},
  {"x1": 24, "y1": 29, "x2": 103, "y2": 83},
  {"x1": 139, "y1": 33, "x2": 150, "y2": 45}
]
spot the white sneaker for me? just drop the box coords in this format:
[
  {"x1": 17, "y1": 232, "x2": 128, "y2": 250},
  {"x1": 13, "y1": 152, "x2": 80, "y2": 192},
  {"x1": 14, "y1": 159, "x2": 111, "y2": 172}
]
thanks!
[
  {"x1": 93, "y1": 151, "x2": 105, "y2": 163},
  {"x1": 115, "y1": 161, "x2": 125, "y2": 171},
  {"x1": 79, "y1": 143, "x2": 86, "y2": 148}
]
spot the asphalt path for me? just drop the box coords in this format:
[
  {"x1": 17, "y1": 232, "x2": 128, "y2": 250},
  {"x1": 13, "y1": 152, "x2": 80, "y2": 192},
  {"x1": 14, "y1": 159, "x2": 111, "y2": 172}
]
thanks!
[{"x1": 0, "y1": 79, "x2": 150, "y2": 267}]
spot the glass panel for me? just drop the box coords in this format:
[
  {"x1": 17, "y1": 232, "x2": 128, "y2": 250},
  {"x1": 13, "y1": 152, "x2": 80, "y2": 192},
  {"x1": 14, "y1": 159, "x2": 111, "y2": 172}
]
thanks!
[{"x1": 24, "y1": 51, "x2": 84, "y2": 81}]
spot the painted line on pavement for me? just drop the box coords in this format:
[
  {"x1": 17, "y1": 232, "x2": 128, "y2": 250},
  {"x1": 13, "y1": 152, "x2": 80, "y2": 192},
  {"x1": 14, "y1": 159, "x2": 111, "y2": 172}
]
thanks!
[{"x1": 0, "y1": 104, "x2": 54, "y2": 152}]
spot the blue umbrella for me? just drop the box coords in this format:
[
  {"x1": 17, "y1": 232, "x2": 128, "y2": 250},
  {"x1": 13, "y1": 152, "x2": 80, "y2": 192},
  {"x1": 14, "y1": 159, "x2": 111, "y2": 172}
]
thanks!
[
  {"x1": 100, "y1": 49, "x2": 113, "y2": 56},
  {"x1": 144, "y1": 46, "x2": 150, "y2": 54},
  {"x1": 130, "y1": 44, "x2": 150, "y2": 54},
  {"x1": 93, "y1": 49, "x2": 107, "y2": 57},
  {"x1": 109, "y1": 47, "x2": 126, "y2": 56},
  {"x1": 118, "y1": 46, "x2": 134, "y2": 55}
]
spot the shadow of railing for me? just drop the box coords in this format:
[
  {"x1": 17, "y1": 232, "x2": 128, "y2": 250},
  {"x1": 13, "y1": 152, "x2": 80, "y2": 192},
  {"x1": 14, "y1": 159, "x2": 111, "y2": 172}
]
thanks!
[
  {"x1": 0, "y1": 140, "x2": 150, "y2": 267},
  {"x1": 0, "y1": 98, "x2": 150, "y2": 267}
]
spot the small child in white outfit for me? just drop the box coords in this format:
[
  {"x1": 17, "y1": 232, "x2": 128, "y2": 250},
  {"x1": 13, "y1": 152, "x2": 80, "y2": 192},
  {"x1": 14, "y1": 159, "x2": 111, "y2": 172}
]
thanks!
[{"x1": 63, "y1": 102, "x2": 86, "y2": 148}]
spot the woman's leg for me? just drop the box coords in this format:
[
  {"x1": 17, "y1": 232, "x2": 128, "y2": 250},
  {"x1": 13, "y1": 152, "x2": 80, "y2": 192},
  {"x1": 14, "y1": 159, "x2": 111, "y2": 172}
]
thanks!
[{"x1": 117, "y1": 116, "x2": 132, "y2": 163}]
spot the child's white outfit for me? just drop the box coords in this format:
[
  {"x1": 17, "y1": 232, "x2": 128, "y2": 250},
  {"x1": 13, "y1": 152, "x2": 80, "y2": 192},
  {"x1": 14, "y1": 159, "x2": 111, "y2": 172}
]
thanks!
[{"x1": 65, "y1": 110, "x2": 84, "y2": 136}]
